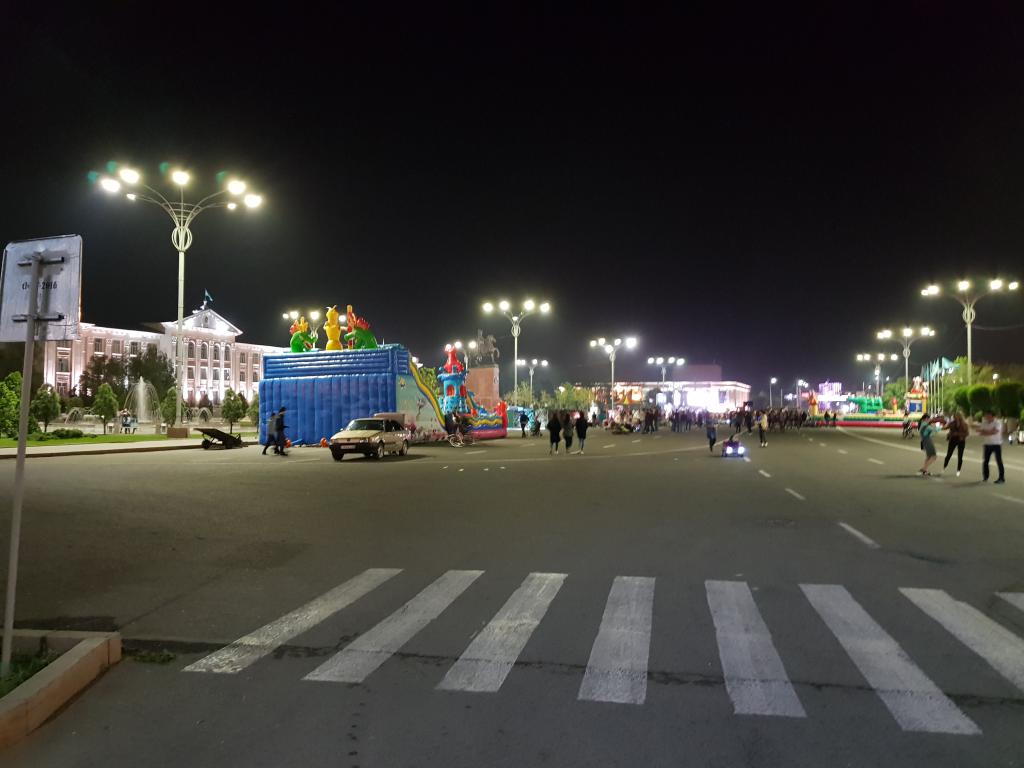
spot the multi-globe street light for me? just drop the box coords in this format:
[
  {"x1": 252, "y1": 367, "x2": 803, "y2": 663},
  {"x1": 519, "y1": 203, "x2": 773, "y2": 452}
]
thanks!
[
  {"x1": 921, "y1": 279, "x2": 1019, "y2": 386},
  {"x1": 646, "y1": 355, "x2": 685, "y2": 382},
  {"x1": 589, "y1": 337, "x2": 637, "y2": 412},
  {"x1": 516, "y1": 358, "x2": 548, "y2": 401},
  {"x1": 876, "y1": 326, "x2": 935, "y2": 390},
  {"x1": 769, "y1": 377, "x2": 778, "y2": 407},
  {"x1": 97, "y1": 164, "x2": 263, "y2": 428},
  {"x1": 856, "y1": 353, "x2": 899, "y2": 394},
  {"x1": 482, "y1": 299, "x2": 551, "y2": 404},
  {"x1": 794, "y1": 379, "x2": 809, "y2": 409}
]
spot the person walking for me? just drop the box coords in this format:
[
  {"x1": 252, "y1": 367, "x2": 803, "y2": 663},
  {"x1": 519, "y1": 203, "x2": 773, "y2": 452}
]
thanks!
[
  {"x1": 262, "y1": 409, "x2": 278, "y2": 455},
  {"x1": 274, "y1": 407, "x2": 289, "y2": 456},
  {"x1": 758, "y1": 410, "x2": 768, "y2": 447},
  {"x1": 575, "y1": 410, "x2": 589, "y2": 454},
  {"x1": 563, "y1": 412, "x2": 575, "y2": 453},
  {"x1": 977, "y1": 410, "x2": 1005, "y2": 484},
  {"x1": 941, "y1": 410, "x2": 969, "y2": 477},
  {"x1": 547, "y1": 411, "x2": 562, "y2": 455},
  {"x1": 519, "y1": 410, "x2": 529, "y2": 438},
  {"x1": 918, "y1": 412, "x2": 938, "y2": 476},
  {"x1": 707, "y1": 417, "x2": 717, "y2": 453}
]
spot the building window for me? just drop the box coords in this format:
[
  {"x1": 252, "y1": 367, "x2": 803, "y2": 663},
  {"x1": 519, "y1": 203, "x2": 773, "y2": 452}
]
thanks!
[
  {"x1": 252, "y1": 372, "x2": 259, "y2": 383},
  {"x1": 201, "y1": 342, "x2": 208, "y2": 360},
  {"x1": 93, "y1": 339, "x2": 104, "y2": 355},
  {"x1": 200, "y1": 367, "x2": 208, "y2": 381},
  {"x1": 188, "y1": 341, "x2": 195, "y2": 359},
  {"x1": 111, "y1": 340, "x2": 121, "y2": 355},
  {"x1": 224, "y1": 370, "x2": 231, "y2": 382},
  {"x1": 213, "y1": 369, "x2": 220, "y2": 381},
  {"x1": 56, "y1": 382, "x2": 69, "y2": 395},
  {"x1": 57, "y1": 340, "x2": 72, "y2": 350},
  {"x1": 57, "y1": 358, "x2": 70, "y2": 373},
  {"x1": 213, "y1": 344, "x2": 220, "y2": 362},
  {"x1": 252, "y1": 353, "x2": 259, "y2": 365},
  {"x1": 224, "y1": 345, "x2": 231, "y2": 361},
  {"x1": 129, "y1": 341, "x2": 140, "y2": 356},
  {"x1": 187, "y1": 367, "x2": 195, "y2": 380},
  {"x1": 240, "y1": 371, "x2": 246, "y2": 382},
  {"x1": 239, "y1": 352, "x2": 247, "y2": 364}
]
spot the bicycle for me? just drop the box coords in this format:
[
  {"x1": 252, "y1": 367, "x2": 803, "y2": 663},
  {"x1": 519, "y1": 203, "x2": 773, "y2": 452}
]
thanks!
[{"x1": 448, "y1": 428, "x2": 476, "y2": 447}]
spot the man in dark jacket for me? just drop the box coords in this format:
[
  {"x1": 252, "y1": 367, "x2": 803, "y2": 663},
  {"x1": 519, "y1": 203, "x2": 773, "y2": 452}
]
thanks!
[
  {"x1": 575, "y1": 412, "x2": 589, "y2": 454},
  {"x1": 274, "y1": 407, "x2": 288, "y2": 456}
]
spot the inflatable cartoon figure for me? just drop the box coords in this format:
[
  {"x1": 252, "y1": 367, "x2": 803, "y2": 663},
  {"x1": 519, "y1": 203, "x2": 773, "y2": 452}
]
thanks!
[
  {"x1": 289, "y1": 316, "x2": 318, "y2": 353},
  {"x1": 324, "y1": 305, "x2": 343, "y2": 351},
  {"x1": 443, "y1": 343, "x2": 464, "y2": 374},
  {"x1": 343, "y1": 304, "x2": 379, "y2": 350},
  {"x1": 807, "y1": 389, "x2": 819, "y2": 417}
]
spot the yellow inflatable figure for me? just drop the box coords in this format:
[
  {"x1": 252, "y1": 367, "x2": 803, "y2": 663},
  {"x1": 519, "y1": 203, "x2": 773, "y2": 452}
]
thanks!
[{"x1": 324, "y1": 305, "x2": 343, "y2": 351}]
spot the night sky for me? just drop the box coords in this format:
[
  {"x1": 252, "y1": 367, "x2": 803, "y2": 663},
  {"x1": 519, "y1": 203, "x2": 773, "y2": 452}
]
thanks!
[{"x1": 3, "y1": 6, "x2": 1024, "y2": 396}]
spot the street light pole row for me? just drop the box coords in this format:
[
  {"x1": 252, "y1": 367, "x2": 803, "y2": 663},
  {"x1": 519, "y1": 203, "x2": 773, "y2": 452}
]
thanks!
[
  {"x1": 481, "y1": 299, "x2": 551, "y2": 405},
  {"x1": 876, "y1": 326, "x2": 934, "y2": 390},
  {"x1": 516, "y1": 358, "x2": 548, "y2": 401},
  {"x1": 646, "y1": 355, "x2": 685, "y2": 382}
]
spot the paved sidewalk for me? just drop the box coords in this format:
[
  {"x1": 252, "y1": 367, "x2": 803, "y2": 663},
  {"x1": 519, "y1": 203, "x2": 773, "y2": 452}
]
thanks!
[{"x1": 0, "y1": 438, "x2": 208, "y2": 459}]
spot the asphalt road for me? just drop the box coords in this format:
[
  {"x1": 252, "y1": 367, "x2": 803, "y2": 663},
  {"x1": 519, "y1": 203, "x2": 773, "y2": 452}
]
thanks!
[{"x1": 1, "y1": 426, "x2": 1023, "y2": 767}]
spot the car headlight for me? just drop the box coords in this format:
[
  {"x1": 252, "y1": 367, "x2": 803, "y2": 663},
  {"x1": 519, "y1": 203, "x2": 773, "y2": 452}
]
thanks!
[
  {"x1": 738, "y1": 447, "x2": 746, "y2": 454},
  {"x1": 725, "y1": 447, "x2": 733, "y2": 455}
]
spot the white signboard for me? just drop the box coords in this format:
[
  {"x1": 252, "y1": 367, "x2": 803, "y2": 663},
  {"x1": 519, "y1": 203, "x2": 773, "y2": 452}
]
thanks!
[{"x1": 0, "y1": 235, "x2": 82, "y2": 341}]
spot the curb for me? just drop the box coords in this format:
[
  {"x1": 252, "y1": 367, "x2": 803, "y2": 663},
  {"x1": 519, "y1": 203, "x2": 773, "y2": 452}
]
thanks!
[
  {"x1": 0, "y1": 630, "x2": 121, "y2": 749},
  {"x1": 0, "y1": 443, "x2": 204, "y2": 460}
]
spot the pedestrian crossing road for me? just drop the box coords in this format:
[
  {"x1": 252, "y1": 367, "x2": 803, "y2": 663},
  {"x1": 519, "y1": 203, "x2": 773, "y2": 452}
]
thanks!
[{"x1": 184, "y1": 567, "x2": 1024, "y2": 736}]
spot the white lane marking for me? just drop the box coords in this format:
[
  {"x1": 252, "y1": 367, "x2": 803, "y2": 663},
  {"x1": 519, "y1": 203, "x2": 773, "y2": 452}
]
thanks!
[
  {"x1": 819, "y1": 442, "x2": 827, "y2": 447},
  {"x1": 483, "y1": 467, "x2": 489, "y2": 472},
  {"x1": 578, "y1": 576, "x2": 655, "y2": 705},
  {"x1": 758, "y1": 470, "x2": 772, "y2": 478},
  {"x1": 840, "y1": 427, "x2": 1024, "y2": 471},
  {"x1": 603, "y1": 444, "x2": 615, "y2": 449},
  {"x1": 784, "y1": 488, "x2": 805, "y2": 501},
  {"x1": 438, "y1": 573, "x2": 566, "y2": 693},
  {"x1": 631, "y1": 439, "x2": 642, "y2": 444},
  {"x1": 901, "y1": 588, "x2": 1024, "y2": 693},
  {"x1": 458, "y1": 468, "x2": 465, "y2": 472},
  {"x1": 305, "y1": 570, "x2": 483, "y2": 683},
  {"x1": 837, "y1": 522, "x2": 881, "y2": 550},
  {"x1": 705, "y1": 580, "x2": 805, "y2": 718},
  {"x1": 500, "y1": 466, "x2": 506, "y2": 470},
  {"x1": 442, "y1": 466, "x2": 449, "y2": 469},
  {"x1": 464, "y1": 450, "x2": 486, "y2": 455},
  {"x1": 998, "y1": 592, "x2": 1024, "y2": 614},
  {"x1": 838, "y1": 449, "x2": 848, "y2": 455},
  {"x1": 868, "y1": 458, "x2": 885, "y2": 465},
  {"x1": 801, "y1": 584, "x2": 979, "y2": 734},
  {"x1": 185, "y1": 568, "x2": 402, "y2": 674},
  {"x1": 993, "y1": 493, "x2": 1024, "y2": 505},
  {"x1": 743, "y1": 456, "x2": 751, "y2": 463}
]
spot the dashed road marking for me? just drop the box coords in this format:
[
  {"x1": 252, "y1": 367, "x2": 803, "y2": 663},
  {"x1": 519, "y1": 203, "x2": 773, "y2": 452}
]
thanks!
[
  {"x1": 819, "y1": 442, "x2": 827, "y2": 447},
  {"x1": 743, "y1": 456, "x2": 751, "y2": 463},
  {"x1": 838, "y1": 522, "x2": 881, "y2": 549},
  {"x1": 838, "y1": 449, "x2": 848, "y2": 455},
  {"x1": 603, "y1": 444, "x2": 615, "y2": 449},
  {"x1": 758, "y1": 470, "x2": 772, "y2": 478},
  {"x1": 785, "y1": 488, "x2": 806, "y2": 501},
  {"x1": 464, "y1": 450, "x2": 486, "y2": 455},
  {"x1": 993, "y1": 493, "x2": 1024, "y2": 505},
  {"x1": 458, "y1": 468, "x2": 465, "y2": 472},
  {"x1": 631, "y1": 439, "x2": 642, "y2": 444},
  {"x1": 868, "y1": 458, "x2": 885, "y2": 465}
]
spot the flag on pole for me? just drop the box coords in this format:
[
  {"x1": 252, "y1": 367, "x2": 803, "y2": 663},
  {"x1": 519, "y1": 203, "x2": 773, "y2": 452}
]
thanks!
[{"x1": 204, "y1": 289, "x2": 213, "y2": 304}]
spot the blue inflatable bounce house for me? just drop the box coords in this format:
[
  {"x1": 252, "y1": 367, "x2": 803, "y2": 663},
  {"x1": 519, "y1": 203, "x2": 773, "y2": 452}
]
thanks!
[{"x1": 258, "y1": 344, "x2": 447, "y2": 446}]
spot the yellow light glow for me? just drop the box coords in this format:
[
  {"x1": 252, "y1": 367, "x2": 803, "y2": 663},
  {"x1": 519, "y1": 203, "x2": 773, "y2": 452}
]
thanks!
[
  {"x1": 227, "y1": 202, "x2": 237, "y2": 210},
  {"x1": 282, "y1": 314, "x2": 290, "y2": 320},
  {"x1": 498, "y1": 300, "x2": 511, "y2": 312},
  {"x1": 1010, "y1": 281, "x2": 1020, "y2": 290},
  {"x1": 540, "y1": 302, "x2": 551, "y2": 313},
  {"x1": 523, "y1": 299, "x2": 536, "y2": 311},
  {"x1": 171, "y1": 170, "x2": 190, "y2": 186},
  {"x1": 126, "y1": 193, "x2": 137, "y2": 201},
  {"x1": 482, "y1": 302, "x2": 494, "y2": 313},
  {"x1": 243, "y1": 193, "x2": 262, "y2": 208},
  {"x1": 902, "y1": 327, "x2": 913, "y2": 337},
  {"x1": 647, "y1": 357, "x2": 654, "y2": 364},
  {"x1": 100, "y1": 177, "x2": 121, "y2": 193},
  {"x1": 118, "y1": 168, "x2": 140, "y2": 184},
  {"x1": 309, "y1": 311, "x2": 320, "y2": 321},
  {"x1": 990, "y1": 279, "x2": 1004, "y2": 290},
  {"x1": 957, "y1": 280, "x2": 971, "y2": 291},
  {"x1": 227, "y1": 179, "x2": 246, "y2": 195},
  {"x1": 625, "y1": 337, "x2": 637, "y2": 348},
  {"x1": 289, "y1": 311, "x2": 299, "y2": 320}
]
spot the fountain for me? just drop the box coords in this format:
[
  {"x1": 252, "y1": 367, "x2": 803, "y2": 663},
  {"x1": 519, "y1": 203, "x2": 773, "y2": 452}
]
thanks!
[{"x1": 124, "y1": 377, "x2": 163, "y2": 433}]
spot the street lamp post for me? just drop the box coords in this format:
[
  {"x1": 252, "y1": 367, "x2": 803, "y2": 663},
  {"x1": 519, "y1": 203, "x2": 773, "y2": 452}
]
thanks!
[
  {"x1": 856, "y1": 353, "x2": 898, "y2": 396},
  {"x1": 98, "y1": 166, "x2": 262, "y2": 428},
  {"x1": 794, "y1": 379, "x2": 808, "y2": 409},
  {"x1": 877, "y1": 326, "x2": 935, "y2": 390},
  {"x1": 769, "y1": 377, "x2": 778, "y2": 408},
  {"x1": 516, "y1": 358, "x2": 548, "y2": 402},
  {"x1": 921, "y1": 279, "x2": 1019, "y2": 386},
  {"x1": 590, "y1": 336, "x2": 637, "y2": 412},
  {"x1": 482, "y1": 299, "x2": 551, "y2": 405},
  {"x1": 646, "y1": 355, "x2": 685, "y2": 382}
]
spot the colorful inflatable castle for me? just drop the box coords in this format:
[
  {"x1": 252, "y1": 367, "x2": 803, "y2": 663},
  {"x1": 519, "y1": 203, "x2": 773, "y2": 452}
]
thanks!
[{"x1": 436, "y1": 344, "x2": 508, "y2": 439}]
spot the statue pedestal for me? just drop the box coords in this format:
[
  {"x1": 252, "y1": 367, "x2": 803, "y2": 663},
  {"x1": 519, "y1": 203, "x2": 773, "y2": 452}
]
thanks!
[{"x1": 466, "y1": 365, "x2": 500, "y2": 412}]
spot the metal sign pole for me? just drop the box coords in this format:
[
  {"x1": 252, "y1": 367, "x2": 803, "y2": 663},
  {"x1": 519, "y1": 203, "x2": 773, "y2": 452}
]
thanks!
[{"x1": 1, "y1": 253, "x2": 41, "y2": 678}]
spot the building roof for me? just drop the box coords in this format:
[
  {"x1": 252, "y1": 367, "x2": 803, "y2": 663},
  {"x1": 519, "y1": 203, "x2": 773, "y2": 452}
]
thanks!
[{"x1": 160, "y1": 309, "x2": 243, "y2": 337}]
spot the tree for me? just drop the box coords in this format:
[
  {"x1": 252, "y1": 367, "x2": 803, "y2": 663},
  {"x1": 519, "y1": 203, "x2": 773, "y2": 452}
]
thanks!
[
  {"x1": 0, "y1": 372, "x2": 22, "y2": 437},
  {"x1": 92, "y1": 383, "x2": 119, "y2": 434},
  {"x1": 418, "y1": 366, "x2": 441, "y2": 399},
  {"x1": 30, "y1": 384, "x2": 61, "y2": 432},
  {"x1": 967, "y1": 384, "x2": 993, "y2": 417},
  {"x1": 502, "y1": 381, "x2": 534, "y2": 408},
  {"x1": 127, "y1": 347, "x2": 175, "y2": 398},
  {"x1": 160, "y1": 386, "x2": 182, "y2": 426},
  {"x1": 882, "y1": 379, "x2": 907, "y2": 411},
  {"x1": 79, "y1": 356, "x2": 127, "y2": 405},
  {"x1": 247, "y1": 392, "x2": 260, "y2": 426},
  {"x1": 953, "y1": 386, "x2": 970, "y2": 414},
  {"x1": 993, "y1": 380, "x2": 1023, "y2": 418},
  {"x1": 221, "y1": 388, "x2": 247, "y2": 433}
]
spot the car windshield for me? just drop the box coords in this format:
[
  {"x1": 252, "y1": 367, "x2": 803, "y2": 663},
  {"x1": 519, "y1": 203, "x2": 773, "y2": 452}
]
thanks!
[{"x1": 346, "y1": 419, "x2": 384, "y2": 431}]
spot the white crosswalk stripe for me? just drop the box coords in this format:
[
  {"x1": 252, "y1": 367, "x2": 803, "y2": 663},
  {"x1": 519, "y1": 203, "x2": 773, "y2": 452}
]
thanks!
[
  {"x1": 578, "y1": 576, "x2": 655, "y2": 705},
  {"x1": 801, "y1": 584, "x2": 979, "y2": 734},
  {"x1": 304, "y1": 570, "x2": 483, "y2": 684},
  {"x1": 706, "y1": 580, "x2": 805, "y2": 718},
  {"x1": 901, "y1": 588, "x2": 1024, "y2": 693},
  {"x1": 997, "y1": 592, "x2": 1024, "y2": 614},
  {"x1": 437, "y1": 572, "x2": 567, "y2": 693},
  {"x1": 184, "y1": 568, "x2": 402, "y2": 674}
]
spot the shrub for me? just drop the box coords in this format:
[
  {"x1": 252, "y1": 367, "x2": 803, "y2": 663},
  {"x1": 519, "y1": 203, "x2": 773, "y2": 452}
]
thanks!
[
  {"x1": 952, "y1": 387, "x2": 970, "y2": 414},
  {"x1": 50, "y1": 428, "x2": 84, "y2": 439},
  {"x1": 967, "y1": 384, "x2": 993, "y2": 416},
  {"x1": 993, "y1": 380, "x2": 1022, "y2": 418}
]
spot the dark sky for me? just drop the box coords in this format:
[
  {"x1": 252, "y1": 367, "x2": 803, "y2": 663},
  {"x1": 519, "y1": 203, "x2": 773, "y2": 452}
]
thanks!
[{"x1": 3, "y1": 5, "x2": 1024, "y2": 396}]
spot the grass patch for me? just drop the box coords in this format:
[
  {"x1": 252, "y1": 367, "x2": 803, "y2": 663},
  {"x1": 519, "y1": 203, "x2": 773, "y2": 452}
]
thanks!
[
  {"x1": 0, "y1": 434, "x2": 185, "y2": 449},
  {"x1": 128, "y1": 649, "x2": 177, "y2": 664},
  {"x1": 0, "y1": 652, "x2": 59, "y2": 697}
]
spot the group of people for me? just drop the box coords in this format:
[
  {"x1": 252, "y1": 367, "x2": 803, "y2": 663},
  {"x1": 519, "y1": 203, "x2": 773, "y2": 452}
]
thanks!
[
  {"x1": 262, "y1": 407, "x2": 289, "y2": 456},
  {"x1": 546, "y1": 410, "x2": 590, "y2": 455},
  {"x1": 917, "y1": 410, "x2": 1005, "y2": 482},
  {"x1": 117, "y1": 410, "x2": 137, "y2": 434}
]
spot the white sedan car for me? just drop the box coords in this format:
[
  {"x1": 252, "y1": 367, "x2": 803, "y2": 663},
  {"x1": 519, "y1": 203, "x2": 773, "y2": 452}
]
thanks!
[{"x1": 329, "y1": 417, "x2": 410, "y2": 461}]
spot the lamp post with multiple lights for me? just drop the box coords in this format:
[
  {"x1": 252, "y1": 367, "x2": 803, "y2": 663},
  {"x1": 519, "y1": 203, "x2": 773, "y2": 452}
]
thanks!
[
  {"x1": 98, "y1": 165, "x2": 263, "y2": 428},
  {"x1": 856, "y1": 353, "x2": 899, "y2": 394},
  {"x1": 589, "y1": 336, "x2": 637, "y2": 411},
  {"x1": 921, "y1": 279, "x2": 1019, "y2": 386},
  {"x1": 794, "y1": 378, "x2": 809, "y2": 409},
  {"x1": 876, "y1": 326, "x2": 935, "y2": 390},
  {"x1": 516, "y1": 358, "x2": 548, "y2": 401},
  {"x1": 481, "y1": 299, "x2": 551, "y2": 405},
  {"x1": 769, "y1": 377, "x2": 778, "y2": 407},
  {"x1": 646, "y1": 355, "x2": 685, "y2": 382}
]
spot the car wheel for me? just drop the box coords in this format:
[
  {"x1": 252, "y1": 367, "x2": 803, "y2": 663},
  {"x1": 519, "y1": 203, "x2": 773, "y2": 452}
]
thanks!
[
  {"x1": 400, "y1": 440, "x2": 409, "y2": 456},
  {"x1": 374, "y1": 442, "x2": 385, "y2": 460}
]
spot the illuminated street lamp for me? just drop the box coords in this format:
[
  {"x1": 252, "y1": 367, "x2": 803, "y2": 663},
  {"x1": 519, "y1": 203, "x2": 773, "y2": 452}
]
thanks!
[
  {"x1": 590, "y1": 337, "x2": 638, "y2": 411},
  {"x1": 856, "y1": 353, "x2": 898, "y2": 394},
  {"x1": 921, "y1": 279, "x2": 1019, "y2": 386},
  {"x1": 794, "y1": 379, "x2": 809, "y2": 410},
  {"x1": 482, "y1": 298, "x2": 551, "y2": 404},
  {"x1": 516, "y1": 357, "x2": 548, "y2": 401},
  {"x1": 646, "y1": 355, "x2": 685, "y2": 383},
  {"x1": 96, "y1": 164, "x2": 262, "y2": 427},
  {"x1": 769, "y1": 377, "x2": 778, "y2": 407},
  {"x1": 876, "y1": 326, "x2": 935, "y2": 390}
]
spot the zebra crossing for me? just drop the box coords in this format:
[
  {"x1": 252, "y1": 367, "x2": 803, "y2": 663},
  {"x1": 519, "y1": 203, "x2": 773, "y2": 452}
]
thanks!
[{"x1": 185, "y1": 568, "x2": 1024, "y2": 735}]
